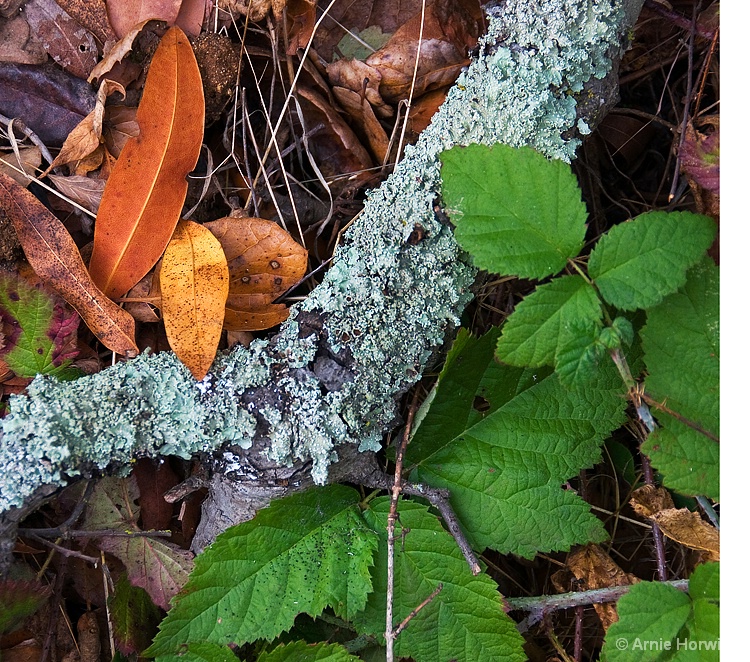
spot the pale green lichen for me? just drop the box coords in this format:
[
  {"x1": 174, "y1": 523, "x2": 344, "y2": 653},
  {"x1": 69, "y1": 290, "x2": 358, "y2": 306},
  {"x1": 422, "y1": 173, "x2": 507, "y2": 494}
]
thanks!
[{"x1": 0, "y1": 0, "x2": 632, "y2": 513}]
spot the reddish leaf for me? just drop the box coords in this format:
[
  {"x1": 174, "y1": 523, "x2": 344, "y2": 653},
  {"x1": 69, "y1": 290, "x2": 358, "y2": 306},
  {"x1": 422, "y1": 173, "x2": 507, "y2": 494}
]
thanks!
[
  {"x1": 0, "y1": 578, "x2": 52, "y2": 633},
  {"x1": 0, "y1": 172, "x2": 138, "y2": 356},
  {"x1": 83, "y1": 477, "x2": 194, "y2": 611},
  {"x1": 680, "y1": 118, "x2": 720, "y2": 194},
  {"x1": 88, "y1": 26, "x2": 205, "y2": 300},
  {"x1": 106, "y1": 0, "x2": 205, "y2": 38},
  {"x1": 160, "y1": 220, "x2": 229, "y2": 380},
  {"x1": 110, "y1": 575, "x2": 162, "y2": 655},
  {"x1": 23, "y1": 0, "x2": 98, "y2": 80}
]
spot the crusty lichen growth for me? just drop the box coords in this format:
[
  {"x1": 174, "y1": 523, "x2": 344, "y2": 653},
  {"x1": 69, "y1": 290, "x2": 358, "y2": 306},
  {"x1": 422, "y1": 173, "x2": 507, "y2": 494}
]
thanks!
[{"x1": 0, "y1": 0, "x2": 632, "y2": 512}]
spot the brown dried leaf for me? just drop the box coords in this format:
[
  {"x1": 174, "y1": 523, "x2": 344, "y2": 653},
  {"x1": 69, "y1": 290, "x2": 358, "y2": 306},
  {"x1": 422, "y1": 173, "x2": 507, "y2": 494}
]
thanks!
[
  {"x1": 173, "y1": 0, "x2": 208, "y2": 36},
  {"x1": 203, "y1": 215, "x2": 307, "y2": 296},
  {"x1": 629, "y1": 484, "x2": 675, "y2": 518},
  {"x1": 332, "y1": 85, "x2": 391, "y2": 165},
  {"x1": 55, "y1": 0, "x2": 118, "y2": 46},
  {"x1": 0, "y1": 147, "x2": 41, "y2": 185},
  {"x1": 23, "y1": 0, "x2": 98, "y2": 79},
  {"x1": 0, "y1": 171, "x2": 138, "y2": 356},
  {"x1": 43, "y1": 79, "x2": 126, "y2": 176},
  {"x1": 0, "y1": 15, "x2": 48, "y2": 65},
  {"x1": 295, "y1": 86, "x2": 374, "y2": 193},
  {"x1": 87, "y1": 18, "x2": 151, "y2": 83},
  {"x1": 121, "y1": 270, "x2": 161, "y2": 322},
  {"x1": 160, "y1": 220, "x2": 229, "y2": 380},
  {"x1": 48, "y1": 173, "x2": 106, "y2": 213},
  {"x1": 552, "y1": 544, "x2": 637, "y2": 631},
  {"x1": 102, "y1": 104, "x2": 140, "y2": 157},
  {"x1": 88, "y1": 26, "x2": 205, "y2": 299},
  {"x1": 630, "y1": 486, "x2": 719, "y2": 560},
  {"x1": 223, "y1": 305, "x2": 290, "y2": 332},
  {"x1": 651, "y1": 509, "x2": 720, "y2": 561}
]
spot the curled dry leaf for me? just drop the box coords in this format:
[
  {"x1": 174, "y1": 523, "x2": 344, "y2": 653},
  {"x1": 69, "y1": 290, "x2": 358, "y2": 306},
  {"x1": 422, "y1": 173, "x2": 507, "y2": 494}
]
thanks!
[
  {"x1": 203, "y1": 214, "x2": 307, "y2": 332},
  {"x1": 326, "y1": 0, "x2": 483, "y2": 104},
  {"x1": 0, "y1": 172, "x2": 138, "y2": 356},
  {"x1": 88, "y1": 26, "x2": 205, "y2": 300},
  {"x1": 551, "y1": 544, "x2": 637, "y2": 631},
  {"x1": 87, "y1": 18, "x2": 151, "y2": 83},
  {"x1": 43, "y1": 78, "x2": 126, "y2": 176},
  {"x1": 630, "y1": 485, "x2": 719, "y2": 561},
  {"x1": 160, "y1": 220, "x2": 229, "y2": 380}
]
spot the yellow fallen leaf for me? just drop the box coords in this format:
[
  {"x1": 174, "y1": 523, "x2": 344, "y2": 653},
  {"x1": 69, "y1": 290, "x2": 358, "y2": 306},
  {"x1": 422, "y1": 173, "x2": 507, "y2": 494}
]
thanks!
[{"x1": 160, "y1": 220, "x2": 229, "y2": 380}]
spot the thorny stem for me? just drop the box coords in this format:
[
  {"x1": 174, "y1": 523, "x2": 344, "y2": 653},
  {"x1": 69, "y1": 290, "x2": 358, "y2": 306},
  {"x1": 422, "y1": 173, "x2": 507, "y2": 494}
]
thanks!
[
  {"x1": 507, "y1": 580, "x2": 689, "y2": 632},
  {"x1": 385, "y1": 397, "x2": 418, "y2": 662}
]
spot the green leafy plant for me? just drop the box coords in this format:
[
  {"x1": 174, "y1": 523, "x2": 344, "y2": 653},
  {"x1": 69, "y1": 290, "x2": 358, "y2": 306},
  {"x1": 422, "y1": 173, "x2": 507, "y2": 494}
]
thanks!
[{"x1": 141, "y1": 142, "x2": 718, "y2": 661}]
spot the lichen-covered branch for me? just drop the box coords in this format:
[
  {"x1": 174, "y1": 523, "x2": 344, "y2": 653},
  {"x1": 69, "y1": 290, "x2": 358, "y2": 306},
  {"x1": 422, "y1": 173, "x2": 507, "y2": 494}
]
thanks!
[{"x1": 0, "y1": 0, "x2": 644, "y2": 552}]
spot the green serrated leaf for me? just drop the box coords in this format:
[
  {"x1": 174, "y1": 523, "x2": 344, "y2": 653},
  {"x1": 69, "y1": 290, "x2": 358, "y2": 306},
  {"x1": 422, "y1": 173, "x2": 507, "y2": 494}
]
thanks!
[
  {"x1": 355, "y1": 499, "x2": 526, "y2": 662},
  {"x1": 440, "y1": 143, "x2": 587, "y2": 279},
  {"x1": 147, "y1": 485, "x2": 377, "y2": 655},
  {"x1": 496, "y1": 275, "x2": 602, "y2": 367},
  {"x1": 640, "y1": 257, "x2": 718, "y2": 498},
  {"x1": 157, "y1": 641, "x2": 241, "y2": 662},
  {"x1": 588, "y1": 211, "x2": 716, "y2": 311},
  {"x1": 258, "y1": 640, "x2": 360, "y2": 662},
  {"x1": 602, "y1": 582, "x2": 692, "y2": 661},
  {"x1": 611, "y1": 316, "x2": 634, "y2": 347},
  {"x1": 0, "y1": 271, "x2": 80, "y2": 378},
  {"x1": 110, "y1": 575, "x2": 162, "y2": 655},
  {"x1": 602, "y1": 563, "x2": 719, "y2": 662},
  {"x1": 554, "y1": 319, "x2": 605, "y2": 388},
  {"x1": 642, "y1": 257, "x2": 718, "y2": 435},
  {"x1": 641, "y1": 419, "x2": 719, "y2": 500},
  {"x1": 409, "y1": 329, "x2": 626, "y2": 557}
]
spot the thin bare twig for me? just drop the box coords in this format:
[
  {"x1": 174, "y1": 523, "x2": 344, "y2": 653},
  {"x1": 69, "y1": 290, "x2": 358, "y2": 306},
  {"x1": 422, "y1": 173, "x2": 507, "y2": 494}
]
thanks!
[
  {"x1": 385, "y1": 396, "x2": 419, "y2": 662},
  {"x1": 393, "y1": 583, "x2": 443, "y2": 639}
]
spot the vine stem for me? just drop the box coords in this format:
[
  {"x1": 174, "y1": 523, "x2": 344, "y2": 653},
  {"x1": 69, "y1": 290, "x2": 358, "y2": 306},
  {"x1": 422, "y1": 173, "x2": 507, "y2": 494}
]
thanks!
[{"x1": 385, "y1": 397, "x2": 419, "y2": 662}]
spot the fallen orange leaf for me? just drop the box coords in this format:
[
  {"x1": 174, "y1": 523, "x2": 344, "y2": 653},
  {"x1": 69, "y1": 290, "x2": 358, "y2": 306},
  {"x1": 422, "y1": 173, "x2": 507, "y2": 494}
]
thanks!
[
  {"x1": 203, "y1": 215, "x2": 307, "y2": 296},
  {"x1": 88, "y1": 26, "x2": 204, "y2": 300},
  {"x1": 160, "y1": 220, "x2": 229, "y2": 380},
  {"x1": 204, "y1": 214, "x2": 307, "y2": 332},
  {"x1": 0, "y1": 172, "x2": 138, "y2": 357}
]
